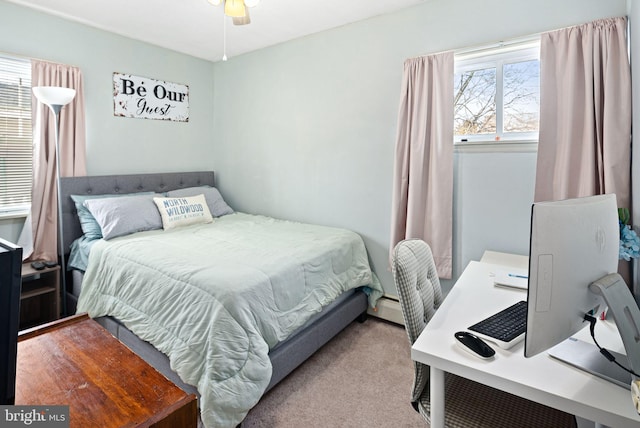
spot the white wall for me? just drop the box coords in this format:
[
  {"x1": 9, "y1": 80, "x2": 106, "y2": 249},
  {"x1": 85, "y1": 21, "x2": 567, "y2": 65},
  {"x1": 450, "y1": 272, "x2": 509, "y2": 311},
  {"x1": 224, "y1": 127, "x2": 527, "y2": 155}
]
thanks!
[
  {"x1": 212, "y1": 0, "x2": 628, "y2": 296},
  {"x1": 0, "y1": 0, "x2": 216, "y2": 242},
  {"x1": 454, "y1": 148, "x2": 537, "y2": 269}
]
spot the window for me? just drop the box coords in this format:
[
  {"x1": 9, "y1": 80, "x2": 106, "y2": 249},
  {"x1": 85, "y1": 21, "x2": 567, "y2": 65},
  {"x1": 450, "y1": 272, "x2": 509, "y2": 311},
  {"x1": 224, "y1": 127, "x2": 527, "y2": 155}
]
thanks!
[
  {"x1": 0, "y1": 55, "x2": 31, "y2": 215},
  {"x1": 454, "y1": 40, "x2": 540, "y2": 144}
]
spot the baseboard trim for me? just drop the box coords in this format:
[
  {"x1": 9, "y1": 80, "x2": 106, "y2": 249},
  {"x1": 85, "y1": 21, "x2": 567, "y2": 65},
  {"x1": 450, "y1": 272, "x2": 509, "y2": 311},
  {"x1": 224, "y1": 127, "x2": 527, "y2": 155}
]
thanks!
[{"x1": 368, "y1": 296, "x2": 404, "y2": 326}]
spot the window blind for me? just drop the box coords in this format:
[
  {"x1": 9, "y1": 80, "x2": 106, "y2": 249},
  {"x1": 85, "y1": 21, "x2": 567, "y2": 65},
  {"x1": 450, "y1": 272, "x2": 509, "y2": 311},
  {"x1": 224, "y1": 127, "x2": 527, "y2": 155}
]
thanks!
[{"x1": 0, "y1": 55, "x2": 31, "y2": 214}]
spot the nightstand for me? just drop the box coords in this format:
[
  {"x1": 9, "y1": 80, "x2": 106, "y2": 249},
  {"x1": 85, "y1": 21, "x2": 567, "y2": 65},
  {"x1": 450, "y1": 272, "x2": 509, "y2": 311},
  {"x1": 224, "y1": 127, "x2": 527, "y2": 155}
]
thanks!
[{"x1": 20, "y1": 262, "x2": 61, "y2": 329}]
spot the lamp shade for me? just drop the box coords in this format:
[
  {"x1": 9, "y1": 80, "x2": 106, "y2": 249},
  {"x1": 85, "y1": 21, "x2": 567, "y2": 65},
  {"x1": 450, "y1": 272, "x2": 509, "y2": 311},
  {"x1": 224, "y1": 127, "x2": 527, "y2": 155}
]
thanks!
[
  {"x1": 207, "y1": 0, "x2": 222, "y2": 5},
  {"x1": 244, "y1": 0, "x2": 260, "y2": 7},
  {"x1": 32, "y1": 86, "x2": 76, "y2": 107}
]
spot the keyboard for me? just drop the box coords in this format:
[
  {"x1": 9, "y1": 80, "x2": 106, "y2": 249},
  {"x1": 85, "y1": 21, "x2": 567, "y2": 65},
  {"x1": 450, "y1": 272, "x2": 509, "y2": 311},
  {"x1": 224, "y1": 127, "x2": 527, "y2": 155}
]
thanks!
[{"x1": 468, "y1": 300, "x2": 527, "y2": 349}]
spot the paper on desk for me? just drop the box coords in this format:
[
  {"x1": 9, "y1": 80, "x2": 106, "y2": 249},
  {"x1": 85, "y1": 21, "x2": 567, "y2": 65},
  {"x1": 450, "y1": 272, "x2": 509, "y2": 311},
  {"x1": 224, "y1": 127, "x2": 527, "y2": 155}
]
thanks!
[{"x1": 493, "y1": 269, "x2": 528, "y2": 290}]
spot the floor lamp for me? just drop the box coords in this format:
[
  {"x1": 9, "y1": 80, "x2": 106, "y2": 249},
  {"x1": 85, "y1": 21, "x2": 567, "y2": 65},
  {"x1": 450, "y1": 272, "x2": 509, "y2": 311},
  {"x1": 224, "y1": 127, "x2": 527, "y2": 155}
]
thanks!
[{"x1": 32, "y1": 86, "x2": 76, "y2": 317}]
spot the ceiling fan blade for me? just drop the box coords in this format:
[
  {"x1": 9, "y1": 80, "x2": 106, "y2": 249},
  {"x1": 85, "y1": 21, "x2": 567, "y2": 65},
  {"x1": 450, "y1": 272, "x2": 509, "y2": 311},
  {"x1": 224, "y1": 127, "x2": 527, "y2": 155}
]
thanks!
[{"x1": 232, "y1": 7, "x2": 250, "y2": 25}]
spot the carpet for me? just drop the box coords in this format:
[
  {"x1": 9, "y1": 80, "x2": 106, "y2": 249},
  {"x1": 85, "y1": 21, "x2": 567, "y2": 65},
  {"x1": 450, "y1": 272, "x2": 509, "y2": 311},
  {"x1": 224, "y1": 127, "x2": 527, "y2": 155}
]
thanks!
[{"x1": 241, "y1": 317, "x2": 424, "y2": 427}]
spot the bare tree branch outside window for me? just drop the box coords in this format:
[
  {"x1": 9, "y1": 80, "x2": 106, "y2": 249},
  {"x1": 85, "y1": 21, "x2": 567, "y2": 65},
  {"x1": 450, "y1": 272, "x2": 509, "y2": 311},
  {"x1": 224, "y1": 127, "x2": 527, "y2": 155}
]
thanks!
[
  {"x1": 454, "y1": 68, "x2": 496, "y2": 135},
  {"x1": 454, "y1": 58, "x2": 539, "y2": 139},
  {"x1": 503, "y1": 60, "x2": 539, "y2": 133}
]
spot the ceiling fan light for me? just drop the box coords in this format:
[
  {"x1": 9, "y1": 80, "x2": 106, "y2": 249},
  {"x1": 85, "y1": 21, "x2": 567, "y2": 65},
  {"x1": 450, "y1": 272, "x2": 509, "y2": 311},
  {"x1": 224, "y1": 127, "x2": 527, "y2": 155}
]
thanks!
[
  {"x1": 224, "y1": 0, "x2": 246, "y2": 18},
  {"x1": 243, "y1": 0, "x2": 260, "y2": 7}
]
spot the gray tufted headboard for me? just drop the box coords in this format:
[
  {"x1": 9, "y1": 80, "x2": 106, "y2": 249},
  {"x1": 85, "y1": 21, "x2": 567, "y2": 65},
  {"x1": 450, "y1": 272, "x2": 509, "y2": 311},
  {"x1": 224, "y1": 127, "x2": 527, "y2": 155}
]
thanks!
[{"x1": 58, "y1": 171, "x2": 215, "y2": 255}]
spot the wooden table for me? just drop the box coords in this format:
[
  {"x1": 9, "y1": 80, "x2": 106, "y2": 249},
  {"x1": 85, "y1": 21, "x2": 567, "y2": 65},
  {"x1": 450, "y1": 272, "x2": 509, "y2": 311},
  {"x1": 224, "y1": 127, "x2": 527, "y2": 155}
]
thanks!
[{"x1": 15, "y1": 314, "x2": 198, "y2": 428}]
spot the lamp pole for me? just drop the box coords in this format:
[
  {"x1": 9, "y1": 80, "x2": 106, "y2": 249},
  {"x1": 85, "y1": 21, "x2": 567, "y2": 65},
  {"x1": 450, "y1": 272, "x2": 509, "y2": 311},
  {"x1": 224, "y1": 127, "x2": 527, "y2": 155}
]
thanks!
[{"x1": 32, "y1": 87, "x2": 76, "y2": 317}]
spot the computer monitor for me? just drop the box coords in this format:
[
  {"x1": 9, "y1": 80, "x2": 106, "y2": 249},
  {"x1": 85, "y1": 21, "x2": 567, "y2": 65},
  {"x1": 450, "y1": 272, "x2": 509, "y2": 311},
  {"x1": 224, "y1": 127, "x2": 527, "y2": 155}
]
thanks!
[
  {"x1": 524, "y1": 194, "x2": 640, "y2": 388},
  {"x1": 0, "y1": 238, "x2": 22, "y2": 405}
]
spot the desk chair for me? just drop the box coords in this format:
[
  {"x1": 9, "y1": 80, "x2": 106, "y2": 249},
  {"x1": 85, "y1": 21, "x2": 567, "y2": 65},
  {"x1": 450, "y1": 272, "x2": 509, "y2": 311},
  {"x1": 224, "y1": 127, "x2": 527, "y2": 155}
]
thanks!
[{"x1": 392, "y1": 239, "x2": 576, "y2": 428}]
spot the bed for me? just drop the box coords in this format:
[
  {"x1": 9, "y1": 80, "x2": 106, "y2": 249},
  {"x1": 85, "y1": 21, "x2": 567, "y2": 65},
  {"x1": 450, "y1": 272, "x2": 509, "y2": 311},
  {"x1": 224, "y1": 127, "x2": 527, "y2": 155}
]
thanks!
[{"x1": 58, "y1": 171, "x2": 382, "y2": 428}]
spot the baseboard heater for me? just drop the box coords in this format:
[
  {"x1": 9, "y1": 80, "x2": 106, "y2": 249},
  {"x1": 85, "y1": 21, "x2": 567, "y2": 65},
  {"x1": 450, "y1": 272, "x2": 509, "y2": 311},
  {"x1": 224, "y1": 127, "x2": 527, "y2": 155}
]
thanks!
[{"x1": 368, "y1": 295, "x2": 404, "y2": 326}]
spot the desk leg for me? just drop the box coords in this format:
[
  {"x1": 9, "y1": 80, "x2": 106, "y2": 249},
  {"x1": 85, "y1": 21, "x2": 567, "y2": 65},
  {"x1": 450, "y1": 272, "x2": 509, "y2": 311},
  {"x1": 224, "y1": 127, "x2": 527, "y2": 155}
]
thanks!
[{"x1": 430, "y1": 367, "x2": 445, "y2": 428}]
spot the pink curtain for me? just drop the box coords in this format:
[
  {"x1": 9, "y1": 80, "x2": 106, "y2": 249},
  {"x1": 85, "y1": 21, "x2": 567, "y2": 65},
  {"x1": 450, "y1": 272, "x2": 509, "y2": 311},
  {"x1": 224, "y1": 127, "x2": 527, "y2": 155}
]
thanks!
[
  {"x1": 534, "y1": 17, "x2": 631, "y2": 210},
  {"x1": 390, "y1": 52, "x2": 454, "y2": 279},
  {"x1": 27, "y1": 60, "x2": 87, "y2": 261}
]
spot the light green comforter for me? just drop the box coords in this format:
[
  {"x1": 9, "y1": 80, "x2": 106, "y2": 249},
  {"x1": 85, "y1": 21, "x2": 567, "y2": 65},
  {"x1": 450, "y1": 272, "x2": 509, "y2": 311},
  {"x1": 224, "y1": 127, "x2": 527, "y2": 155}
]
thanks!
[{"x1": 77, "y1": 212, "x2": 382, "y2": 428}]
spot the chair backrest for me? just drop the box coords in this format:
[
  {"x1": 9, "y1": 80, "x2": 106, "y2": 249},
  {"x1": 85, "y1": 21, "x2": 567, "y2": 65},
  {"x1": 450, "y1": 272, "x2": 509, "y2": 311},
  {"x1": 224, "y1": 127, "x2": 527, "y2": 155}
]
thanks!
[
  {"x1": 392, "y1": 239, "x2": 443, "y2": 343},
  {"x1": 392, "y1": 239, "x2": 443, "y2": 402}
]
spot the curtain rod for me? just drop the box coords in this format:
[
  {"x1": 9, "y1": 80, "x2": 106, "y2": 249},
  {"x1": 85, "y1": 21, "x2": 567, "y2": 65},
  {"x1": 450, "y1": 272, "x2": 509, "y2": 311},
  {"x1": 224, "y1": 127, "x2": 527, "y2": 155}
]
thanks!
[
  {"x1": 407, "y1": 14, "x2": 628, "y2": 61},
  {"x1": 406, "y1": 32, "x2": 541, "y2": 61},
  {"x1": 454, "y1": 35, "x2": 540, "y2": 57}
]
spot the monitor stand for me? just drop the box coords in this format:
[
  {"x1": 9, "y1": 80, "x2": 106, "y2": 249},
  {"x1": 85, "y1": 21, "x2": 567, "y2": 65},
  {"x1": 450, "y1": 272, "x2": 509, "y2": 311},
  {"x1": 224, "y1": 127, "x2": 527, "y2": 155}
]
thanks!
[
  {"x1": 549, "y1": 337, "x2": 631, "y2": 389},
  {"x1": 550, "y1": 272, "x2": 640, "y2": 389}
]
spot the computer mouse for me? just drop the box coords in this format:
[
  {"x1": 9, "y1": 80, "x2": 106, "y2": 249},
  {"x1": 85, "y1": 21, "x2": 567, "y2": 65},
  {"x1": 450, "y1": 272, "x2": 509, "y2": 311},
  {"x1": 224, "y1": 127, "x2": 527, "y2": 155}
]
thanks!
[{"x1": 454, "y1": 331, "x2": 495, "y2": 359}]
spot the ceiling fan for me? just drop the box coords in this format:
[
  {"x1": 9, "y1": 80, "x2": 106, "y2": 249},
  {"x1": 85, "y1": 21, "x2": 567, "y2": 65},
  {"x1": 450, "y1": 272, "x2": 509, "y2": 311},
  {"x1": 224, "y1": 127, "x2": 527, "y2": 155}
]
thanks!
[{"x1": 207, "y1": 0, "x2": 261, "y2": 25}]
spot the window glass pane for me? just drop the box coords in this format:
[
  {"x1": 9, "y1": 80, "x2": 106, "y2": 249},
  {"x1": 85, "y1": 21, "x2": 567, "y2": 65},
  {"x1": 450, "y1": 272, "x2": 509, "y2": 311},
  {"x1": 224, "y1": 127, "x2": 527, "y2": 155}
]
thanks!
[
  {"x1": 454, "y1": 67, "x2": 496, "y2": 136},
  {"x1": 503, "y1": 59, "x2": 539, "y2": 133}
]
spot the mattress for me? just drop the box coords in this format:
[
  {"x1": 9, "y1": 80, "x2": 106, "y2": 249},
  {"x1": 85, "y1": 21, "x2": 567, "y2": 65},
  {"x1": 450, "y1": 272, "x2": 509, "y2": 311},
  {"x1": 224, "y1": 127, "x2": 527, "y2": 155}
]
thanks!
[{"x1": 76, "y1": 212, "x2": 382, "y2": 427}]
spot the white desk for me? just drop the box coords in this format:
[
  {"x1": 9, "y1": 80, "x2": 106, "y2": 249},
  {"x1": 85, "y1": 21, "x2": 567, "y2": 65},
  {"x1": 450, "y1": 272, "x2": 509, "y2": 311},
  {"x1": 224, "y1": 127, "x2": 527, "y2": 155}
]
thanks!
[{"x1": 411, "y1": 257, "x2": 640, "y2": 428}]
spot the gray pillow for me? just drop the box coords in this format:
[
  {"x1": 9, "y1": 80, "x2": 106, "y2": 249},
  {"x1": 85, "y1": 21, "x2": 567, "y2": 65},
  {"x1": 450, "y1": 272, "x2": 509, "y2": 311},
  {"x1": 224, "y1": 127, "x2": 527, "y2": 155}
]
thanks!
[
  {"x1": 83, "y1": 194, "x2": 163, "y2": 240},
  {"x1": 166, "y1": 186, "x2": 233, "y2": 217},
  {"x1": 71, "y1": 192, "x2": 155, "y2": 240}
]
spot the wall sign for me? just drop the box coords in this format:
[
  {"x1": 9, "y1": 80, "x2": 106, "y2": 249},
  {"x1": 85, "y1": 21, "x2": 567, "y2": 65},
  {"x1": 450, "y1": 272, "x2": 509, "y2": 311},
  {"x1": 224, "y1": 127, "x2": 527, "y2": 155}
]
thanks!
[{"x1": 113, "y1": 73, "x2": 189, "y2": 122}]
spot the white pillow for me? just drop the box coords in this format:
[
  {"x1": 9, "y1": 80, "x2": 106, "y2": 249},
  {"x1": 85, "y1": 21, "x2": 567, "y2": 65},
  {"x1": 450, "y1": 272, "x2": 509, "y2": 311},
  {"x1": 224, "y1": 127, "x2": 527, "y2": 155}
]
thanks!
[{"x1": 153, "y1": 194, "x2": 213, "y2": 230}]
